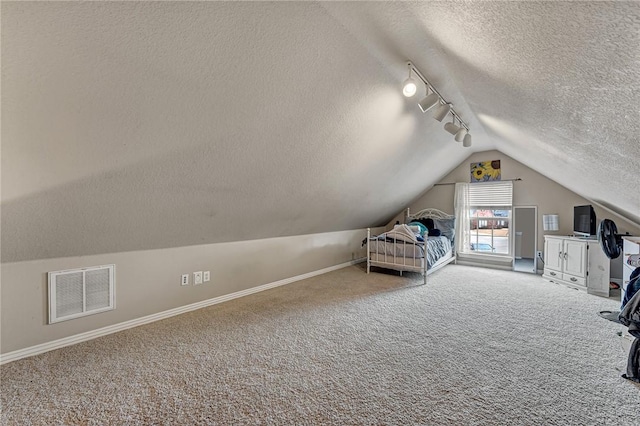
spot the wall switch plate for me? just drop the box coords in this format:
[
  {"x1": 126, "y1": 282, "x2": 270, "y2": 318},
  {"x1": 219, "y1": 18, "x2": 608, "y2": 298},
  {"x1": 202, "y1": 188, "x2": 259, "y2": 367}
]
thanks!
[
  {"x1": 194, "y1": 271, "x2": 203, "y2": 285},
  {"x1": 181, "y1": 274, "x2": 189, "y2": 286},
  {"x1": 203, "y1": 271, "x2": 210, "y2": 282}
]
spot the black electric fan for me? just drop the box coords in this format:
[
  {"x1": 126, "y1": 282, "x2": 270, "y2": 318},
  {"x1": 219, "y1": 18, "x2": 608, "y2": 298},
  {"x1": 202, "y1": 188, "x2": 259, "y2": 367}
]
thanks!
[{"x1": 597, "y1": 219, "x2": 623, "y2": 259}]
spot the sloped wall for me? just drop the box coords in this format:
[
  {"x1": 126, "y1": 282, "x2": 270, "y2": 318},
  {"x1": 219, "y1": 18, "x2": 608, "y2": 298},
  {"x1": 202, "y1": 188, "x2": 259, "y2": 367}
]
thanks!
[{"x1": 1, "y1": 1, "x2": 472, "y2": 263}]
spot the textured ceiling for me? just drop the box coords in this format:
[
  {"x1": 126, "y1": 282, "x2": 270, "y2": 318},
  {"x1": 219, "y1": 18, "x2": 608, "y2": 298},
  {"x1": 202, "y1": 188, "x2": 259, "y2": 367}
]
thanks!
[
  {"x1": 322, "y1": 1, "x2": 640, "y2": 221},
  {"x1": 2, "y1": 1, "x2": 639, "y2": 262}
]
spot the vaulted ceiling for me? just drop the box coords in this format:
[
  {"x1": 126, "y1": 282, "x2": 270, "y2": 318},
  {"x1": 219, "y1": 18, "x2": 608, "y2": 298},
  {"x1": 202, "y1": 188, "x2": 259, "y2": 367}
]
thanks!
[{"x1": 2, "y1": 1, "x2": 639, "y2": 262}]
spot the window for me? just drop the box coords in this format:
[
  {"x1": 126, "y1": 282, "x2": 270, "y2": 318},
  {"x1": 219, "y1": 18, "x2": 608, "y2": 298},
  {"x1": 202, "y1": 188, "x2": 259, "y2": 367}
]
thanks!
[
  {"x1": 469, "y1": 208, "x2": 511, "y2": 254},
  {"x1": 454, "y1": 181, "x2": 513, "y2": 256}
]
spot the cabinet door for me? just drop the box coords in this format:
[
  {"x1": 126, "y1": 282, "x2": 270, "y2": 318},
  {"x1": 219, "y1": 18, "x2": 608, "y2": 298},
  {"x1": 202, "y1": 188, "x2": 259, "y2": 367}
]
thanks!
[
  {"x1": 545, "y1": 238, "x2": 563, "y2": 272},
  {"x1": 564, "y1": 240, "x2": 586, "y2": 277}
]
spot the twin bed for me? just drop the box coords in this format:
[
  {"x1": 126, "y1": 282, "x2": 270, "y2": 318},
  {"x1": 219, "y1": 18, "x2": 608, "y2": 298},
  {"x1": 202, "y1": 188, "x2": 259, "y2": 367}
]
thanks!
[{"x1": 366, "y1": 208, "x2": 456, "y2": 284}]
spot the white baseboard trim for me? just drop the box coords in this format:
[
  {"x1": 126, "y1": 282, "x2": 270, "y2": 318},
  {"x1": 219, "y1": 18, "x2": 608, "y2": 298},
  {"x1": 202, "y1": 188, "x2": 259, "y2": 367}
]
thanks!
[
  {"x1": 0, "y1": 259, "x2": 365, "y2": 365},
  {"x1": 455, "y1": 260, "x2": 513, "y2": 271}
]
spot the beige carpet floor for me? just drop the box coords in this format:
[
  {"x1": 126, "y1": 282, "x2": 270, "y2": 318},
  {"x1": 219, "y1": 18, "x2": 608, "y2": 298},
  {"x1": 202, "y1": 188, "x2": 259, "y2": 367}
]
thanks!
[{"x1": 1, "y1": 264, "x2": 638, "y2": 425}]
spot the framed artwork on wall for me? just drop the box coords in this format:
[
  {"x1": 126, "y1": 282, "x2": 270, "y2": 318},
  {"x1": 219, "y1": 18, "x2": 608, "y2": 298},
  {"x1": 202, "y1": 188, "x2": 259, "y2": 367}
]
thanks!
[{"x1": 471, "y1": 160, "x2": 501, "y2": 182}]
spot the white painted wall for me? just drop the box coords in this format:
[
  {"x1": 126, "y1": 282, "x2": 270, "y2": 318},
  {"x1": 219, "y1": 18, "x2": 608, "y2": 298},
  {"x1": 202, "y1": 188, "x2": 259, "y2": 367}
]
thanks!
[{"x1": 1, "y1": 230, "x2": 368, "y2": 356}]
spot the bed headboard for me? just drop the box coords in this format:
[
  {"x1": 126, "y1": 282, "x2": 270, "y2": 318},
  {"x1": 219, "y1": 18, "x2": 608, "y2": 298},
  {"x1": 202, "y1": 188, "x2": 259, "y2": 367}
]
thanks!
[
  {"x1": 406, "y1": 208, "x2": 456, "y2": 242},
  {"x1": 406, "y1": 208, "x2": 454, "y2": 222}
]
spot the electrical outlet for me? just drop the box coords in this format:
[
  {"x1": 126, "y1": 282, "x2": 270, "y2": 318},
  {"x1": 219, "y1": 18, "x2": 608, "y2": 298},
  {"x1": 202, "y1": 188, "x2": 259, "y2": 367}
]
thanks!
[
  {"x1": 181, "y1": 274, "x2": 189, "y2": 286},
  {"x1": 536, "y1": 251, "x2": 543, "y2": 259},
  {"x1": 194, "y1": 271, "x2": 203, "y2": 285},
  {"x1": 203, "y1": 271, "x2": 210, "y2": 282}
]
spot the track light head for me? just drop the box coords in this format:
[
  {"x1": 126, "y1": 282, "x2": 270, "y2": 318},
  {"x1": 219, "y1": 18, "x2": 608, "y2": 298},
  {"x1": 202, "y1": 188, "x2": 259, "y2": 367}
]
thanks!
[
  {"x1": 433, "y1": 103, "x2": 452, "y2": 122},
  {"x1": 444, "y1": 122, "x2": 459, "y2": 135},
  {"x1": 418, "y1": 93, "x2": 440, "y2": 113},
  {"x1": 402, "y1": 62, "x2": 418, "y2": 98},
  {"x1": 463, "y1": 133, "x2": 472, "y2": 147},
  {"x1": 402, "y1": 66, "x2": 418, "y2": 97},
  {"x1": 444, "y1": 115, "x2": 460, "y2": 135},
  {"x1": 455, "y1": 127, "x2": 467, "y2": 142},
  {"x1": 402, "y1": 77, "x2": 418, "y2": 97}
]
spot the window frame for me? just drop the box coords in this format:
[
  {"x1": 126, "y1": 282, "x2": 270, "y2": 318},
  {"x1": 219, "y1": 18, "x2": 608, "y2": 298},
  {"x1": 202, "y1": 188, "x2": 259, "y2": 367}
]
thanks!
[
  {"x1": 455, "y1": 181, "x2": 514, "y2": 258},
  {"x1": 467, "y1": 207, "x2": 512, "y2": 256}
]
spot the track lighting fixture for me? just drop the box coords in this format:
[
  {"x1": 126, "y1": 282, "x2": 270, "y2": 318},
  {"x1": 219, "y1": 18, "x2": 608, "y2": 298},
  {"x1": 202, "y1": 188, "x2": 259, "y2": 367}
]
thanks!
[
  {"x1": 433, "y1": 103, "x2": 451, "y2": 122},
  {"x1": 402, "y1": 65, "x2": 418, "y2": 97},
  {"x1": 403, "y1": 61, "x2": 471, "y2": 147}
]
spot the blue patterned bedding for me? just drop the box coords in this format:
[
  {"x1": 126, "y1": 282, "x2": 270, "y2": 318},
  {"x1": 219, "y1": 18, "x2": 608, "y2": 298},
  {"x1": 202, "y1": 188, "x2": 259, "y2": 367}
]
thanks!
[
  {"x1": 424, "y1": 236, "x2": 452, "y2": 269},
  {"x1": 369, "y1": 236, "x2": 452, "y2": 270}
]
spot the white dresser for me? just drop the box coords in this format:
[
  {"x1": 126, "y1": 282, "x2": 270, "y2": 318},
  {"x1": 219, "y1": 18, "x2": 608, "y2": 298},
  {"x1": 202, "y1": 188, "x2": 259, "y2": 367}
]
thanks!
[
  {"x1": 621, "y1": 236, "x2": 640, "y2": 303},
  {"x1": 543, "y1": 236, "x2": 610, "y2": 297}
]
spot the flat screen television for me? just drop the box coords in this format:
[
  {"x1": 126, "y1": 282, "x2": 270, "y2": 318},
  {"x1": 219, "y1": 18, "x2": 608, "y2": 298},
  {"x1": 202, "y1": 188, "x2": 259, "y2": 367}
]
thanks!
[{"x1": 573, "y1": 205, "x2": 596, "y2": 237}]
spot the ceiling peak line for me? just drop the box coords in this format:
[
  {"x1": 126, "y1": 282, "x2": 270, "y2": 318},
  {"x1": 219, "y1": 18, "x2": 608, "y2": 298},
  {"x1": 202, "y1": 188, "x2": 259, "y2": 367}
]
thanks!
[{"x1": 403, "y1": 61, "x2": 472, "y2": 148}]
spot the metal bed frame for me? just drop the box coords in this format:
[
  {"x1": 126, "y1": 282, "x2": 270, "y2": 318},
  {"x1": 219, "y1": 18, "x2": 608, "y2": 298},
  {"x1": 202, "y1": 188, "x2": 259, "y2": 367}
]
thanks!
[{"x1": 366, "y1": 208, "x2": 456, "y2": 285}]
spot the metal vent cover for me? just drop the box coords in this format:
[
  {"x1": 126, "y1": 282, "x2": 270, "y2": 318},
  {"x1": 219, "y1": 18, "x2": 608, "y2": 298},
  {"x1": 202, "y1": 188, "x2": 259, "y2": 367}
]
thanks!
[{"x1": 48, "y1": 265, "x2": 115, "y2": 324}]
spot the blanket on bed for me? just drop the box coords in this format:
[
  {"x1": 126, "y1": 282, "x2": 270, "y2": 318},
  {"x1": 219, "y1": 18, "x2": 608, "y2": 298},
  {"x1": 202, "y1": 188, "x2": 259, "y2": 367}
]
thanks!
[{"x1": 369, "y1": 236, "x2": 451, "y2": 270}]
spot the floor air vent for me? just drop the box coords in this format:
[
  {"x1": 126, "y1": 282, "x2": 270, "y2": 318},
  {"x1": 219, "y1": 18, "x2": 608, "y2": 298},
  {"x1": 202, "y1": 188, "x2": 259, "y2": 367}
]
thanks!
[{"x1": 48, "y1": 265, "x2": 115, "y2": 324}]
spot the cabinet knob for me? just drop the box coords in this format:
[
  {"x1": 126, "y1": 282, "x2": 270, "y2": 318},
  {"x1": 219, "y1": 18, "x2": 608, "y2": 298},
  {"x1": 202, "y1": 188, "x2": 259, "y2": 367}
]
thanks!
[
  {"x1": 570, "y1": 277, "x2": 577, "y2": 282},
  {"x1": 550, "y1": 272, "x2": 556, "y2": 276}
]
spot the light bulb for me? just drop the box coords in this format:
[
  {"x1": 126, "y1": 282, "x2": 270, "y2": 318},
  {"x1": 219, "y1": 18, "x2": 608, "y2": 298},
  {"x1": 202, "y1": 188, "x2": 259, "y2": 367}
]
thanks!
[{"x1": 402, "y1": 77, "x2": 418, "y2": 97}]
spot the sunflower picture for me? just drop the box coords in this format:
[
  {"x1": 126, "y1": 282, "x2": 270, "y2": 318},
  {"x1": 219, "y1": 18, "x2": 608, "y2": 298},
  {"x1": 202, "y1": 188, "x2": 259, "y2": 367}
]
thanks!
[{"x1": 470, "y1": 160, "x2": 501, "y2": 182}]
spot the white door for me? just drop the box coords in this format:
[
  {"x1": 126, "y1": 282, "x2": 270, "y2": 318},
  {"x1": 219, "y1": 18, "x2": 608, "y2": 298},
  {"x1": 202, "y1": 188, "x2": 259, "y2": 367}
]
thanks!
[
  {"x1": 545, "y1": 237, "x2": 564, "y2": 272},
  {"x1": 564, "y1": 240, "x2": 587, "y2": 277}
]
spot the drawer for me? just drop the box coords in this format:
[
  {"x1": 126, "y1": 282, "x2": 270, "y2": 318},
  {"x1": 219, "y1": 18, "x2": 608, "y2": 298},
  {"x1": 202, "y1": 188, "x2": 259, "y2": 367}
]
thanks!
[
  {"x1": 545, "y1": 269, "x2": 561, "y2": 278},
  {"x1": 624, "y1": 262, "x2": 637, "y2": 276},
  {"x1": 623, "y1": 237, "x2": 640, "y2": 254},
  {"x1": 563, "y1": 273, "x2": 586, "y2": 286},
  {"x1": 623, "y1": 248, "x2": 640, "y2": 257}
]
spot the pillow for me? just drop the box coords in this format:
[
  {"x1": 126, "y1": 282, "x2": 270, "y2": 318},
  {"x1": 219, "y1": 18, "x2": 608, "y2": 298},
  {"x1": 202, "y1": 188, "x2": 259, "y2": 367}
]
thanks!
[
  {"x1": 428, "y1": 228, "x2": 441, "y2": 237},
  {"x1": 433, "y1": 218, "x2": 455, "y2": 241},
  {"x1": 384, "y1": 224, "x2": 418, "y2": 243},
  {"x1": 407, "y1": 221, "x2": 428, "y2": 236},
  {"x1": 395, "y1": 224, "x2": 421, "y2": 234},
  {"x1": 408, "y1": 225, "x2": 421, "y2": 234},
  {"x1": 411, "y1": 218, "x2": 431, "y2": 229}
]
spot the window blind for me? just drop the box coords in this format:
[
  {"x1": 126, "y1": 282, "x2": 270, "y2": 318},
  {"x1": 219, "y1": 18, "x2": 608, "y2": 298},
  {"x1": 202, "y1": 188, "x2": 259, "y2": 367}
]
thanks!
[{"x1": 468, "y1": 181, "x2": 513, "y2": 207}]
